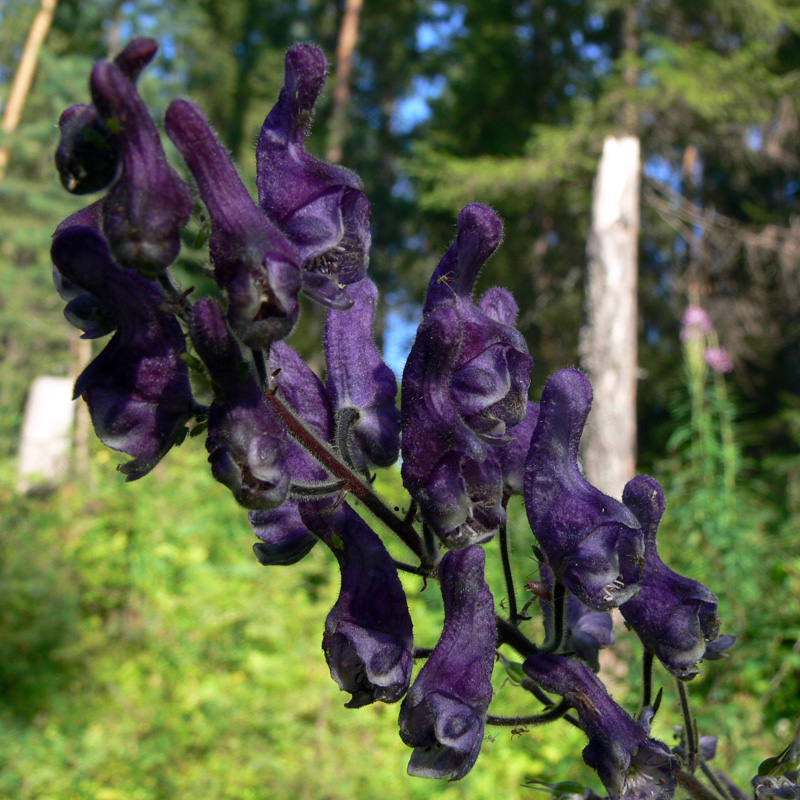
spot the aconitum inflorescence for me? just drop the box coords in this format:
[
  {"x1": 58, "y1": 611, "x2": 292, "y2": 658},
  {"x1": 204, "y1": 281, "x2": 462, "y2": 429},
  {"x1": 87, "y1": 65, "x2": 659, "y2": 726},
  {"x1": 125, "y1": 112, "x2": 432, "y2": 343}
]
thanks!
[{"x1": 48, "y1": 36, "x2": 746, "y2": 796}]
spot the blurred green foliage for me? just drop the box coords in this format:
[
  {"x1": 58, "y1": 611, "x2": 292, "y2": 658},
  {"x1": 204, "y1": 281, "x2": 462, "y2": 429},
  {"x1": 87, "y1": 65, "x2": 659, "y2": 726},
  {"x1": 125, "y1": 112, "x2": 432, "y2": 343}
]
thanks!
[{"x1": 0, "y1": 446, "x2": 591, "y2": 800}]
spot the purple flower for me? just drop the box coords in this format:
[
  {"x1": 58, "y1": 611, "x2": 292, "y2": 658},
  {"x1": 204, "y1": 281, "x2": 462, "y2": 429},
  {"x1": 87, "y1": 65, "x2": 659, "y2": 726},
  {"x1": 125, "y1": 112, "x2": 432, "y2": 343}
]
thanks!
[
  {"x1": 189, "y1": 298, "x2": 290, "y2": 509},
  {"x1": 256, "y1": 44, "x2": 370, "y2": 309},
  {"x1": 523, "y1": 654, "x2": 677, "y2": 800},
  {"x1": 523, "y1": 369, "x2": 644, "y2": 610},
  {"x1": 703, "y1": 347, "x2": 733, "y2": 373},
  {"x1": 325, "y1": 278, "x2": 399, "y2": 472},
  {"x1": 619, "y1": 474, "x2": 729, "y2": 680},
  {"x1": 401, "y1": 204, "x2": 533, "y2": 547},
  {"x1": 249, "y1": 340, "x2": 335, "y2": 564},
  {"x1": 90, "y1": 58, "x2": 193, "y2": 275},
  {"x1": 166, "y1": 100, "x2": 302, "y2": 348},
  {"x1": 51, "y1": 226, "x2": 194, "y2": 479},
  {"x1": 399, "y1": 546, "x2": 496, "y2": 781},
  {"x1": 55, "y1": 37, "x2": 158, "y2": 194},
  {"x1": 680, "y1": 306, "x2": 713, "y2": 342},
  {"x1": 299, "y1": 501, "x2": 413, "y2": 708}
]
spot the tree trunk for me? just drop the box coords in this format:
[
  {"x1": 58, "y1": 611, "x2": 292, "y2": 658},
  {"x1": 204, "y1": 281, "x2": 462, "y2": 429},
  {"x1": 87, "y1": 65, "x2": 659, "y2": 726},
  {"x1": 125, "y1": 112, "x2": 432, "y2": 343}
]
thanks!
[
  {"x1": 326, "y1": 0, "x2": 364, "y2": 164},
  {"x1": 0, "y1": 0, "x2": 59, "y2": 181},
  {"x1": 579, "y1": 136, "x2": 641, "y2": 498}
]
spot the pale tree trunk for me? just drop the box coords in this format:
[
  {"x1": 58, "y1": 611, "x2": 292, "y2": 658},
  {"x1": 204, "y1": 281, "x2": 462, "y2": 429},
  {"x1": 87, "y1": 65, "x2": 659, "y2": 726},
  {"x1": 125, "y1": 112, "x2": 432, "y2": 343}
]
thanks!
[
  {"x1": 326, "y1": 0, "x2": 364, "y2": 164},
  {"x1": 579, "y1": 136, "x2": 641, "y2": 498},
  {"x1": 0, "y1": 0, "x2": 59, "y2": 181}
]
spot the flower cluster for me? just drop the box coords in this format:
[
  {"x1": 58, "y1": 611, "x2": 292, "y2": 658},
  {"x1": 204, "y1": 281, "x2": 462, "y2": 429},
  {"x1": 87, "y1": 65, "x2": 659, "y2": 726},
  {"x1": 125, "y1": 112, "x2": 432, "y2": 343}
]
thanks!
[{"x1": 52, "y1": 37, "x2": 741, "y2": 796}]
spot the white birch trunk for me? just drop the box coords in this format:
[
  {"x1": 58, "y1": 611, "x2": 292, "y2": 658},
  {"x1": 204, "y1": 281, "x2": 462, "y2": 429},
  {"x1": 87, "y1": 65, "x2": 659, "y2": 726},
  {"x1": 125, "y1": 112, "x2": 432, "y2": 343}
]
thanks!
[{"x1": 579, "y1": 136, "x2": 641, "y2": 498}]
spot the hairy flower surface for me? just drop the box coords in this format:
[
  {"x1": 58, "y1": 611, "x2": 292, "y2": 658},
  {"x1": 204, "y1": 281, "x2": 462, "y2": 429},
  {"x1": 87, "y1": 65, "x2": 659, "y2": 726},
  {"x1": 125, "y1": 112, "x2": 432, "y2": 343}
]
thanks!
[
  {"x1": 619, "y1": 474, "x2": 726, "y2": 679},
  {"x1": 401, "y1": 204, "x2": 533, "y2": 547},
  {"x1": 399, "y1": 546, "x2": 495, "y2": 781},
  {"x1": 523, "y1": 654, "x2": 677, "y2": 800},
  {"x1": 524, "y1": 369, "x2": 644, "y2": 610},
  {"x1": 51, "y1": 226, "x2": 194, "y2": 479},
  {"x1": 257, "y1": 44, "x2": 370, "y2": 309},
  {"x1": 189, "y1": 298, "x2": 290, "y2": 510},
  {"x1": 166, "y1": 99, "x2": 301, "y2": 348},
  {"x1": 325, "y1": 277, "x2": 399, "y2": 472},
  {"x1": 90, "y1": 58, "x2": 193, "y2": 275},
  {"x1": 300, "y1": 501, "x2": 413, "y2": 708},
  {"x1": 55, "y1": 36, "x2": 158, "y2": 194}
]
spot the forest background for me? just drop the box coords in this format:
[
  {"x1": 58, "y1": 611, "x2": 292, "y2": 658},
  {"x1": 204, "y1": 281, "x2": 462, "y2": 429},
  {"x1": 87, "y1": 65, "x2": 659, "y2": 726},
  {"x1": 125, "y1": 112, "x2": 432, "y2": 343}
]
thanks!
[{"x1": 1, "y1": 0, "x2": 799, "y2": 798}]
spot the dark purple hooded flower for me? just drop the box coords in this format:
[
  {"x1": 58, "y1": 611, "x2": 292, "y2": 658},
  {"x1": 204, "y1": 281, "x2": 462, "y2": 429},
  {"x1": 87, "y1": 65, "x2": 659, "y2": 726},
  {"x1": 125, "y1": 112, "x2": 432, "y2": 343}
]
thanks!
[
  {"x1": 51, "y1": 226, "x2": 194, "y2": 479},
  {"x1": 619, "y1": 474, "x2": 730, "y2": 680},
  {"x1": 401, "y1": 204, "x2": 533, "y2": 548},
  {"x1": 523, "y1": 654, "x2": 677, "y2": 800},
  {"x1": 256, "y1": 44, "x2": 370, "y2": 309},
  {"x1": 189, "y1": 298, "x2": 290, "y2": 510},
  {"x1": 398, "y1": 546, "x2": 496, "y2": 781},
  {"x1": 89, "y1": 58, "x2": 193, "y2": 276},
  {"x1": 166, "y1": 99, "x2": 303, "y2": 349},
  {"x1": 55, "y1": 37, "x2": 158, "y2": 195},
  {"x1": 299, "y1": 501, "x2": 413, "y2": 708},
  {"x1": 523, "y1": 369, "x2": 644, "y2": 610},
  {"x1": 249, "y1": 340, "x2": 335, "y2": 565},
  {"x1": 325, "y1": 277, "x2": 399, "y2": 472}
]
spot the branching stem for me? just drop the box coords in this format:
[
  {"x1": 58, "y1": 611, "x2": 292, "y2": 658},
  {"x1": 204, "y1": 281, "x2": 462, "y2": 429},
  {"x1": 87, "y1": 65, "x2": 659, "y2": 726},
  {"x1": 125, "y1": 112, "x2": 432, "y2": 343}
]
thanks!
[{"x1": 265, "y1": 388, "x2": 428, "y2": 564}]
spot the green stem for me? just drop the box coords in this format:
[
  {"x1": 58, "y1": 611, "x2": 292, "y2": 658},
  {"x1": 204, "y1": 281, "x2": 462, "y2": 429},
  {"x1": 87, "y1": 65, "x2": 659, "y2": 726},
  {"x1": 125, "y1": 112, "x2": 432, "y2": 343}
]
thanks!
[
  {"x1": 677, "y1": 770, "x2": 723, "y2": 800},
  {"x1": 496, "y1": 615, "x2": 538, "y2": 659},
  {"x1": 677, "y1": 678, "x2": 698, "y2": 773},
  {"x1": 486, "y1": 698, "x2": 572, "y2": 727},
  {"x1": 642, "y1": 648, "x2": 654, "y2": 708},
  {"x1": 499, "y1": 523, "x2": 519, "y2": 624},
  {"x1": 700, "y1": 759, "x2": 735, "y2": 800}
]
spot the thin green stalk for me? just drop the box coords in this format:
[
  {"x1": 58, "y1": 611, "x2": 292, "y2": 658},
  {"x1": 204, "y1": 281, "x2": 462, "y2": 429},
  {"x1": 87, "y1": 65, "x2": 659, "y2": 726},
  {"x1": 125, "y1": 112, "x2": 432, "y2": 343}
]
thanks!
[
  {"x1": 677, "y1": 678, "x2": 698, "y2": 773},
  {"x1": 499, "y1": 523, "x2": 519, "y2": 624},
  {"x1": 486, "y1": 698, "x2": 572, "y2": 727}
]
